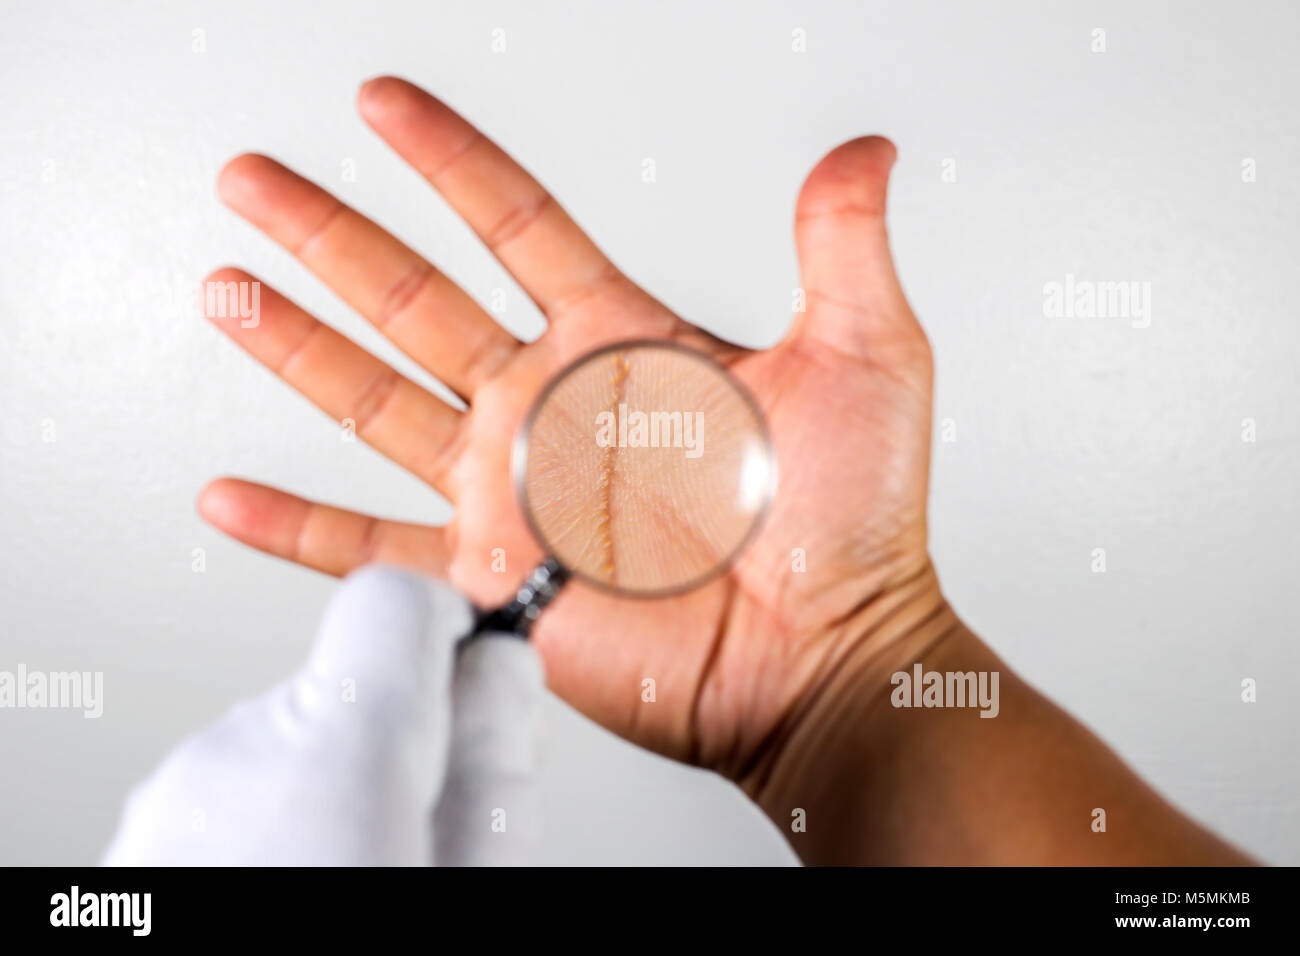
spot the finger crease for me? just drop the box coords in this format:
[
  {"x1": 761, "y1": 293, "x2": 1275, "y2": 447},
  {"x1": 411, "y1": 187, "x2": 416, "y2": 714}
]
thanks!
[
  {"x1": 806, "y1": 288, "x2": 872, "y2": 320},
  {"x1": 457, "y1": 336, "x2": 513, "y2": 393},
  {"x1": 422, "y1": 418, "x2": 465, "y2": 489},
  {"x1": 289, "y1": 504, "x2": 312, "y2": 566},
  {"x1": 350, "y1": 368, "x2": 403, "y2": 432},
  {"x1": 423, "y1": 131, "x2": 486, "y2": 184},
  {"x1": 482, "y1": 192, "x2": 554, "y2": 253},
  {"x1": 292, "y1": 200, "x2": 349, "y2": 257},
  {"x1": 547, "y1": 262, "x2": 624, "y2": 320},
  {"x1": 794, "y1": 201, "x2": 886, "y2": 224},
  {"x1": 355, "y1": 515, "x2": 382, "y2": 566},
  {"x1": 376, "y1": 261, "x2": 436, "y2": 328},
  {"x1": 276, "y1": 322, "x2": 329, "y2": 377}
]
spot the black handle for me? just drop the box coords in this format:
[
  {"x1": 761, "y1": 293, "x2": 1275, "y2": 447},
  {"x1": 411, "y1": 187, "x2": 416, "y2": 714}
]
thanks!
[{"x1": 464, "y1": 557, "x2": 571, "y2": 640}]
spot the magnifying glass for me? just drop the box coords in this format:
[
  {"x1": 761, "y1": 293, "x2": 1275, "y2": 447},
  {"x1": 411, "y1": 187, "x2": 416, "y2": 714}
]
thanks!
[{"x1": 469, "y1": 339, "x2": 776, "y2": 638}]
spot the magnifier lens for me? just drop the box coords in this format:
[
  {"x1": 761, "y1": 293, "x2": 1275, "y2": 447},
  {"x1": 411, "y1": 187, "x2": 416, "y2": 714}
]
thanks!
[{"x1": 518, "y1": 342, "x2": 773, "y2": 595}]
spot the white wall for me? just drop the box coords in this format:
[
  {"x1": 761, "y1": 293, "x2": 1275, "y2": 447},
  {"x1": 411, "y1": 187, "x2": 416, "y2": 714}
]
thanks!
[{"x1": 1, "y1": 0, "x2": 1295, "y2": 864}]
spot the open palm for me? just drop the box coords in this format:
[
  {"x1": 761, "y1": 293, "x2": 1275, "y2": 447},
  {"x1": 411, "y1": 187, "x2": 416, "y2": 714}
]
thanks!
[{"x1": 202, "y1": 77, "x2": 942, "y2": 781}]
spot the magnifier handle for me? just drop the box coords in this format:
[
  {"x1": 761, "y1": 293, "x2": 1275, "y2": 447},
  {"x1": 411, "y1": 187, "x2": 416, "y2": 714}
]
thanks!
[{"x1": 463, "y1": 557, "x2": 570, "y2": 641}]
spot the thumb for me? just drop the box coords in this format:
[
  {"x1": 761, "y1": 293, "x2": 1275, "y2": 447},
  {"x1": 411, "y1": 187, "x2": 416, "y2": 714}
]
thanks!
[
  {"x1": 303, "y1": 565, "x2": 472, "y2": 723},
  {"x1": 791, "y1": 136, "x2": 922, "y2": 356},
  {"x1": 434, "y1": 636, "x2": 546, "y2": 866}
]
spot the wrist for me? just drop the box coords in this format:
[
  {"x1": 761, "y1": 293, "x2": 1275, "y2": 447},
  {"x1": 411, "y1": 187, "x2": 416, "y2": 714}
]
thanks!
[
  {"x1": 735, "y1": 562, "x2": 971, "y2": 863},
  {"x1": 739, "y1": 577, "x2": 1254, "y2": 866}
]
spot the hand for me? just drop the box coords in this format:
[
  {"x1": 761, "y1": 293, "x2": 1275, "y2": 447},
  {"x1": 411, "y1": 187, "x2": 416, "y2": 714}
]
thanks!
[
  {"x1": 199, "y1": 77, "x2": 947, "y2": 797},
  {"x1": 102, "y1": 566, "x2": 545, "y2": 866}
]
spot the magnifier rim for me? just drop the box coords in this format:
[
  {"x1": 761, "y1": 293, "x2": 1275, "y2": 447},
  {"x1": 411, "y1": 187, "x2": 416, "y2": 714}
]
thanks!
[{"x1": 511, "y1": 338, "x2": 777, "y2": 599}]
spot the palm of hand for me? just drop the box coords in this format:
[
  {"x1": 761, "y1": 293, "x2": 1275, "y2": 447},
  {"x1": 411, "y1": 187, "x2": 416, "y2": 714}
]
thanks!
[{"x1": 201, "y1": 77, "x2": 936, "y2": 778}]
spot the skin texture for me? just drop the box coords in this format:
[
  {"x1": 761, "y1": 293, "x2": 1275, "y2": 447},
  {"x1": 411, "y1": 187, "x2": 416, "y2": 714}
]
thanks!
[
  {"x1": 524, "y1": 344, "x2": 770, "y2": 592},
  {"x1": 200, "y1": 77, "x2": 1251, "y2": 865}
]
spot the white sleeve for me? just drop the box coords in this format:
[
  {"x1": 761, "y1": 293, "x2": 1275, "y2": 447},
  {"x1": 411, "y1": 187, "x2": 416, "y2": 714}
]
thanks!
[{"x1": 102, "y1": 566, "x2": 468, "y2": 866}]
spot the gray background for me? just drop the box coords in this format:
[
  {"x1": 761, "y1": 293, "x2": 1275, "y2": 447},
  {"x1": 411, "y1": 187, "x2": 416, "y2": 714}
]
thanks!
[{"x1": 1, "y1": 0, "x2": 1296, "y2": 865}]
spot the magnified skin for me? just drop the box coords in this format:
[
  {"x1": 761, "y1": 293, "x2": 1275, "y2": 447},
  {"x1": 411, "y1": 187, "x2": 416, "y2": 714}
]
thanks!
[
  {"x1": 523, "y1": 345, "x2": 770, "y2": 593},
  {"x1": 198, "y1": 77, "x2": 1251, "y2": 865}
]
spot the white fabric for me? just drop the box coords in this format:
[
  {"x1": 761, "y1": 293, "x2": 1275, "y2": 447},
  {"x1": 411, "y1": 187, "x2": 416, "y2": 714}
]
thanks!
[{"x1": 101, "y1": 565, "x2": 545, "y2": 866}]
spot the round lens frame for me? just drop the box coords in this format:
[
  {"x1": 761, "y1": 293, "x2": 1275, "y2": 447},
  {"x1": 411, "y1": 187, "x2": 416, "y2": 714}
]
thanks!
[{"x1": 511, "y1": 339, "x2": 777, "y2": 598}]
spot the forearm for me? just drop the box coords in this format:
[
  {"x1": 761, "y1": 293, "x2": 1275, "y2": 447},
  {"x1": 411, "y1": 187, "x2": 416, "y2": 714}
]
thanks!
[{"x1": 742, "y1": 595, "x2": 1253, "y2": 866}]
